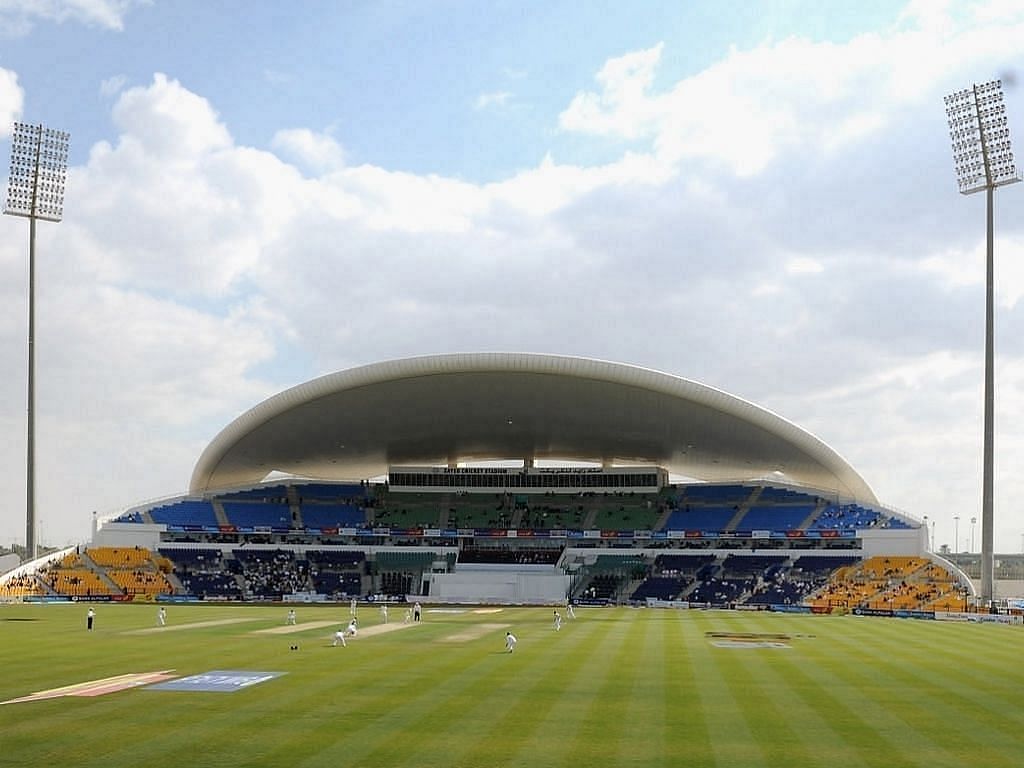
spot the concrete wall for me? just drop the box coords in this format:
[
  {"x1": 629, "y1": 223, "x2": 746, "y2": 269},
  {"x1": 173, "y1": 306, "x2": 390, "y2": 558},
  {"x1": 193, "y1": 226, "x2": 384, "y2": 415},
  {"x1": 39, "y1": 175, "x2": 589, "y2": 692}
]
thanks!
[
  {"x1": 91, "y1": 522, "x2": 163, "y2": 549},
  {"x1": 426, "y1": 565, "x2": 570, "y2": 604},
  {"x1": 859, "y1": 526, "x2": 923, "y2": 558}
]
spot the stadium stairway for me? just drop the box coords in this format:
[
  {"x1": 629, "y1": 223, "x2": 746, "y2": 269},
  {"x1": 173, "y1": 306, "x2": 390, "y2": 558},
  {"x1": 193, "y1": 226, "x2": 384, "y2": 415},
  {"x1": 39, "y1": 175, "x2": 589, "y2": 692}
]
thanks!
[
  {"x1": 211, "y1": 501, "x2": 231, "y2": 527},
  {"x1": 724, "y1": 487, "x2": 760, "y2": 532},
  {"x1": 78, "y1": 550, "x2": 124, "y2": 595},
  {"x1": 286, "y1": 486, "x2": 303, "y2": 529},
  {"x1": 651, "y1": 506, "x2": 673, "y2": 532},
  {"x1": 622, "y1": 576, "x2": 646, "y2": 601},
  {"x1": 438, "y1": 494, "x2": 454, "y2": 528},
  {"x1": 798, "y1": 498, "x2": 829, "y2": 531},
  {"x1": 163, "y1": 570, "x2": 186, "y2": 595}
]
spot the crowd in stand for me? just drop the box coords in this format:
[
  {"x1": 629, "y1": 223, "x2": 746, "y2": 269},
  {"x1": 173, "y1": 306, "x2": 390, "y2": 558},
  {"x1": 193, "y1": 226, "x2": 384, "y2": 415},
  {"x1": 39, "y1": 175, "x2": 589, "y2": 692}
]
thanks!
[
  {"x1": 231, "y1": 549, "x2": 310, "y2": 598},
  {"x1": 0, "y1": 574, "x2": 45, "y2": 597}
]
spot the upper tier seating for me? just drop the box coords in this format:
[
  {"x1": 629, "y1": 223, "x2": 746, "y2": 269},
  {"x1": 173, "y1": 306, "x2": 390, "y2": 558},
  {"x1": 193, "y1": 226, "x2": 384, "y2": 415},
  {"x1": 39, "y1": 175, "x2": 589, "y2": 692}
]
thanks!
[
  {"x1": 678, "y1": 484, "x2": 754, "y2": 505},
  {"x1": 810, "y1": 504, "x2": 882, "y2": 531},
  {"x1": 149, "y1": 500, "x2": 219, "y2": 528},
  {"x1": 221, "y1": 502, "x2": 292, "y2": 530},
  {"x1": 293, "y1": 482, "x2": 366, "y2": 500},
  {"x1": 300, "y1": 504, "x2": 366, "y2": 529},
  {"x1": 664, "y1": 507, "x2": 735, "y2": 532},
  {"x1": 218, "y1": 485, "x2": 289, "y2": 501},
  {"x1": 737, "y1": 504, "x2": 815, "y2": 532},
  {"x1": 374, "y1": 493, "x2": 446, "y2": 528}
]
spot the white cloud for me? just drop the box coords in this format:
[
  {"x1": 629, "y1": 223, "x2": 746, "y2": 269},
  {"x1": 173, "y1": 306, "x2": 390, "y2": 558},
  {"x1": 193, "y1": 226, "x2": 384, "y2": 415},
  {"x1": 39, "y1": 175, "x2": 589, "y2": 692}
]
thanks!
[
  {"x1": 475, "y1": 91, "x2": 511, "y2": 111},
  {"x1": 785, "y1": 256, "x2": 825, "y2": 275},
  {"x1": 99, "y1": 74, "x2": 127, "y2": 98},
  {"x1": 486, "y1": 151, "x2": 672, "y2": 217},
  {"x1": 559, "y1": 43, "x2": 664, "y2": 140},
  {"x1": 5, "y1": 2, "x2": 1024, "y2": 555},
  {"x1": 0, "y1": 66, "x2": 23, "y2": 133},
  {"x1": 0, "y1": 0, "x2": 142, "y2": 35},
  {"x1": 558, "y1": 9, "x2": 1024, "y2": 178},
  {"x1": 920, "y1": 234, "x2": 1024, "y2": 308},
  {"x1": 271, "y1": 128, "x2": 346, "y2": 173},
  {"x1": 263, "y1": 68, "x2": 290, "y2": 86},
  {"x1": 111, "y1": 73, "x2": 232, "y2": 160}
]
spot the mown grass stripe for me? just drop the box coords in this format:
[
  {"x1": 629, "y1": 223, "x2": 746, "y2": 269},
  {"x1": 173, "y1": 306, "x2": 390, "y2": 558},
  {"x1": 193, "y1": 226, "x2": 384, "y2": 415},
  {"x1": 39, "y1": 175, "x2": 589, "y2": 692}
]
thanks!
[
  {"x1": 4, "y1": 605, "x2": 1024, "y2": 768},
  {"x1": 554, "y1": 608, "x2": 650, "y2": 764},
  {"x1": 683, "y1": 613, "x2": 769, "y2": 767},
  {"x1": 664, "y1": 611, "x2": 714, "y2": 764},
  {"x1": 804, "y1": 618, "x2": 994, "y2": 766},
  {"x1": 439, "y1": 615, "x2": 607, "y2": 767},
  {"x1": 750, "y1": 631, "x2": 892, "y2": 768},
  {"x1": 819, "y1": 618, "x2": 1024, "y2": 760}
]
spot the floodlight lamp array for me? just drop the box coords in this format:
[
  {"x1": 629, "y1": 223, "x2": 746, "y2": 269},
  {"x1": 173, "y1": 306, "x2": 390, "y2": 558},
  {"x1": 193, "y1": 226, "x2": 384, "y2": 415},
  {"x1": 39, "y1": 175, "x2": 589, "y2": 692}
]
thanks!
[
  {"x1": 945, "y1": 80, "x2": 1020, "y2": 195},
  {"x1": 4, "y1": 122, "x2": 70, "y2": 222}
]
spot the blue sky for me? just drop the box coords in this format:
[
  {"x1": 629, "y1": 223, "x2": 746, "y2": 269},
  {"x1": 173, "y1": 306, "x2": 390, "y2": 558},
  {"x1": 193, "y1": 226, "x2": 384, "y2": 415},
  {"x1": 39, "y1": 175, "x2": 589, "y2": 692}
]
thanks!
[
  {"x1": 1, "y1": 1, "x2": 1024, "y2": 557},
  {"x1": 6, "y1": 1, "x2": 902, "y2": 177}
]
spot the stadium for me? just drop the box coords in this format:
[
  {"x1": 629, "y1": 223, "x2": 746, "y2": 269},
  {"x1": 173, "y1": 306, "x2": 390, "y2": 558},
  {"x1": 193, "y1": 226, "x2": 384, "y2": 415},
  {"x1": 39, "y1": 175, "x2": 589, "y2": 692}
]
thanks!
[
  {"x1": 4, "y1": 352, "x2": 1024, "y2": 768},
  {"x1": 0, "y1": 351, "x2": 993, "y2": 612}
]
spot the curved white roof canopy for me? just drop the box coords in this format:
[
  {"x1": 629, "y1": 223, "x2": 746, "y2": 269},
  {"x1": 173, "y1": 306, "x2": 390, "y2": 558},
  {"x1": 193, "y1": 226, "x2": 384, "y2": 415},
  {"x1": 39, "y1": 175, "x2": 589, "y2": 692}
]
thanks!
[{"x1": 190, "y1": 353, "x2": 877, "y2": 504}]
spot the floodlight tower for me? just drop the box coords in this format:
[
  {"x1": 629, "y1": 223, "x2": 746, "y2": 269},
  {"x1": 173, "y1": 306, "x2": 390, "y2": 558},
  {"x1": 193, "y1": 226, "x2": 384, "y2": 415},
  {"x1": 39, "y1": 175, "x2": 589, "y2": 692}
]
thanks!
[
  {"x1": 944, "y1": 81, "x2": 1020, "y2": 605},
  {"x1": 3, "y1": 123, "x2": 70, "y2": 561}
]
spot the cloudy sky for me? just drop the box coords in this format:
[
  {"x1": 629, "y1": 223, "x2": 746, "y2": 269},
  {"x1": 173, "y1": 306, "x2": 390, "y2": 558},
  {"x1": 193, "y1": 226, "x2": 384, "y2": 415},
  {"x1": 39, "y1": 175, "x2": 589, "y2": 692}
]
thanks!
[{"x1": 1, "y1": 1, "x2": 1023, "y2": 554}]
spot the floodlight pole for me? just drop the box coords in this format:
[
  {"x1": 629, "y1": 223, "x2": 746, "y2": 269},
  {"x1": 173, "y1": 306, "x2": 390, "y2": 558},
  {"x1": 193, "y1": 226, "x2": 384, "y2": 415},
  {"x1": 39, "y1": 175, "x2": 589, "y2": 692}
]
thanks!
[
  {"x1": 27, "y1": 199, "x2": 37, "y2": 559},
  {"x1": 4, "y1": 123, "x2": 69, "y2": 562},
  {"x1": 945, "y1": 80, "x2": 1020, "y2": 607},
  {"x1": 981, "y1": 181, "x2": 995, "y2": 605}
]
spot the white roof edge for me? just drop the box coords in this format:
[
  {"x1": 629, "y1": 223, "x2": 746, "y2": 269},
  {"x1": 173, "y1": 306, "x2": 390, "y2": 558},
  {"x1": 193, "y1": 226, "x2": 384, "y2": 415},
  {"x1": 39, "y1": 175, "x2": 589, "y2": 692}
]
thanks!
[{"x1": 190, "y1": 353, "x2": 876, "y2": 503}]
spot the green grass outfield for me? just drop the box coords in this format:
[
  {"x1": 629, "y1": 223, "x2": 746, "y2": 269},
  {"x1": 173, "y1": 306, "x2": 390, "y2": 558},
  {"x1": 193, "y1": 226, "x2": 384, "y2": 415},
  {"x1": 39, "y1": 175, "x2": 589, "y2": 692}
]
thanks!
[{"x1": 2, "y1": 603, "x2": 1022, "y2": 768}]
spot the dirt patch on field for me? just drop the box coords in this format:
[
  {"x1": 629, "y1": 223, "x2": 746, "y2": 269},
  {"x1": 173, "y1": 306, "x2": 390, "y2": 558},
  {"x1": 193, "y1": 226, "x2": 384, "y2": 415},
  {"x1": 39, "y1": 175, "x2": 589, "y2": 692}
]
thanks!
[
  {"x1": 301, "y1": 622, "x2": 418, "y2": 641},
  {"x1": 125, "y1": 617, "x2": 260, "y2": 635},
  {"x1": 354, "y1": 622, "x2": 417, "y2": 638},
  {"x1": 438, "y1": 622, "x2": 509, "y2": 643},
  {"x1": 253, "y1": 620, "x2": 339, "y2": 635}
]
